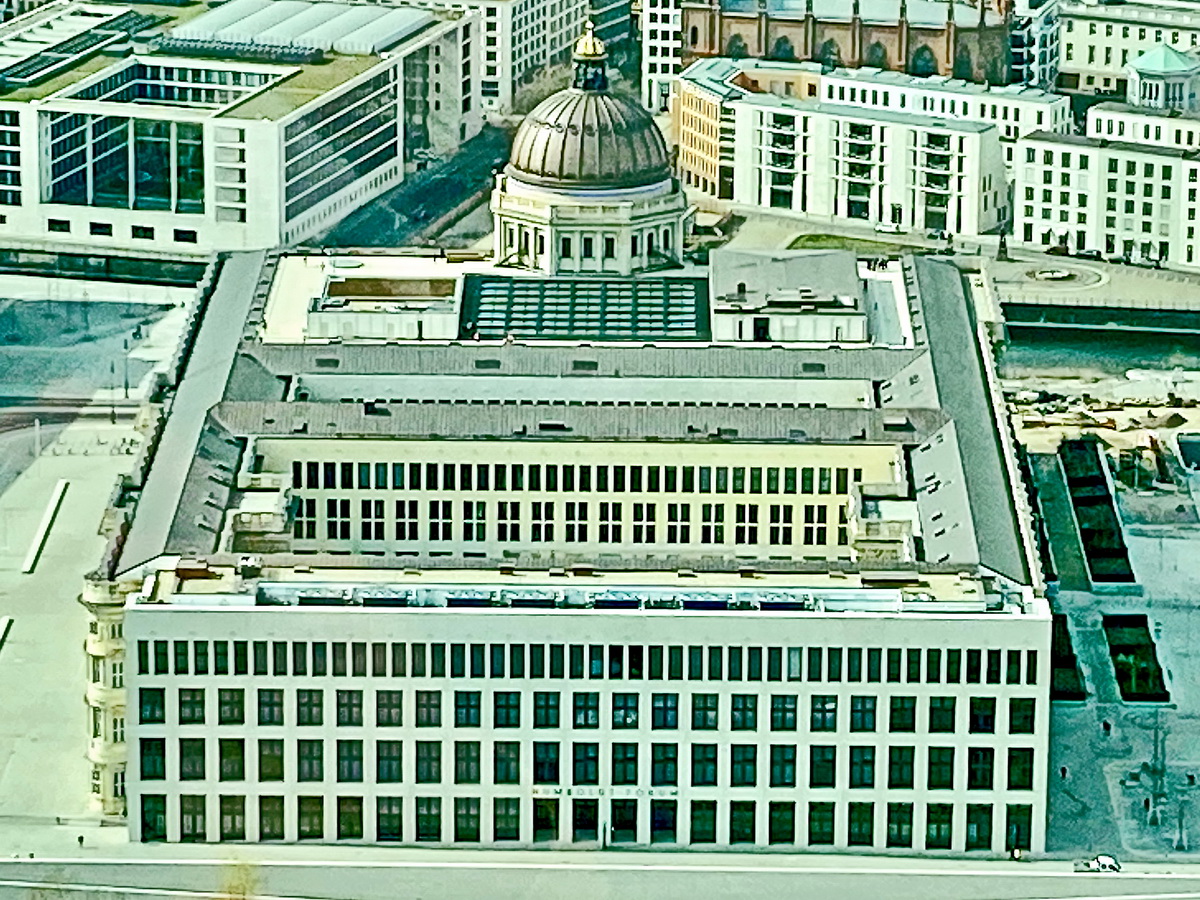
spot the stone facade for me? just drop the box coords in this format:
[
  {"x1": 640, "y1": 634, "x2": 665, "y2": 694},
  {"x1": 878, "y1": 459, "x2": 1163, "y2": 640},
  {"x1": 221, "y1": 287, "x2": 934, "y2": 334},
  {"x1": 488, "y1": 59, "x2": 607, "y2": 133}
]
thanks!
[{"x1": 680, "y1": 0, "x2": 1014, "y2": 84}]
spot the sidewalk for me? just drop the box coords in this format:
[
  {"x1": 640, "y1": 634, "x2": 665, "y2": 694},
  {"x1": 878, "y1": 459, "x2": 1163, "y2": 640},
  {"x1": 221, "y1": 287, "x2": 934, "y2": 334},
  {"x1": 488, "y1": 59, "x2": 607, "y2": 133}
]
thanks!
[{"x1": 0, "y1": 418, "x2": 140, "y2": 848}]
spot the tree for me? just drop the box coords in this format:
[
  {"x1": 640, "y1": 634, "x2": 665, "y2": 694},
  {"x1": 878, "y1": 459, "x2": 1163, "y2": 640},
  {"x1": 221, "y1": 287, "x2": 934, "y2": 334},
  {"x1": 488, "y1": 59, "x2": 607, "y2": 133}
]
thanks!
[{"x1": 726, "y1": 33, "x2": 749, "y2": 58}]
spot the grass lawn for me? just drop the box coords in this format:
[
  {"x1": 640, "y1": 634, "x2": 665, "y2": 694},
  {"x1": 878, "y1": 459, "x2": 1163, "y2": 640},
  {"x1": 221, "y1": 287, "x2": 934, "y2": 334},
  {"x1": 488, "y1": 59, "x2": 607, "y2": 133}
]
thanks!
[{"x1": 787, "y1": 233, "x2": 915, "y2": 253}]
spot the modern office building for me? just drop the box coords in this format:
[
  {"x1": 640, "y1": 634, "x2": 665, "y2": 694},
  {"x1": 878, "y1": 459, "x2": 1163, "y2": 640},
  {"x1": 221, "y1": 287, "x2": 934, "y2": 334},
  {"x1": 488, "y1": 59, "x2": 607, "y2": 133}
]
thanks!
[
  {"x1": 1057, "y1": 0, "x2": 1200, "y2": 96},
  {"x1": 0, "y1": 0, "x2": 480, "y2": 256},
  {"x1": 674, "y1": 58, "x2": 1009, "y2": 233}
]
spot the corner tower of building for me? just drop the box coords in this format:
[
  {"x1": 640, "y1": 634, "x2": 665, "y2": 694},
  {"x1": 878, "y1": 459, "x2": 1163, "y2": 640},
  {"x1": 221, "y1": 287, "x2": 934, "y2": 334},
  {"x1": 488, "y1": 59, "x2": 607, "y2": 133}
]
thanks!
[{"x1": 491, "y1": 23, "x2": 691, "y2": 276}]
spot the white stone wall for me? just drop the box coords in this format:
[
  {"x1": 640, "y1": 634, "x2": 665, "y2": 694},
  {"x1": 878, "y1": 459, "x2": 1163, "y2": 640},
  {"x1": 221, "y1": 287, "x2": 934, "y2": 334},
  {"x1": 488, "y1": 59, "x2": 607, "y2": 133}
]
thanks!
[{"x1": 126, "y1": 596, "x2": 1051, "y2": 852}]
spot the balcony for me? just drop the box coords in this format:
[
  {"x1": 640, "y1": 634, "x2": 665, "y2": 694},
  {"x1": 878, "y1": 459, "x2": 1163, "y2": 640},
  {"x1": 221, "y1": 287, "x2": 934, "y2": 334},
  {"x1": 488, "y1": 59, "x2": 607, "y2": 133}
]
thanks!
[
  {"x1": 87, "y1": 737, "x2": 128, "y2": 766},
  {"x1": 846, "y1": 163, "x2": 875, "y2": 181},
  {"x1": 922, "y1": 175, "x2": 951, "y2": 192},
  {"x1": 843, "y1": 146, "x2": 873, "y2": 161},
  {"x1": 769, "y1": 153, "x2": 795, "y2": 169},
  {"x1": 922, "y1": 155, "x2": 951, "y2": 172},
  {"x1": 86, "y1": 681, "x2": 121, "y2": 708},
  {"x1": 924, "y1": 136, "x2": 951, "y2": 152}
]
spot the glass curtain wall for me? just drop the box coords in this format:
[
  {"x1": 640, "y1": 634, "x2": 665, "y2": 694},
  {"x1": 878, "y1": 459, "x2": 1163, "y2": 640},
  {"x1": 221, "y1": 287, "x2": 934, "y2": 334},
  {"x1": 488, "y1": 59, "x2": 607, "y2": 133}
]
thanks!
[{"x1": 46, "y1": 112, "x2": 205, "y2": 213}]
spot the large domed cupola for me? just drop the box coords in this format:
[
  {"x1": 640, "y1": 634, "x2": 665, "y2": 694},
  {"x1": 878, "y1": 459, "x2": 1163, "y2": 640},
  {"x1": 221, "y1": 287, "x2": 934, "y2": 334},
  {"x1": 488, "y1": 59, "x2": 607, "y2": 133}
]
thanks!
[
  {"x1": 505, "y1": 23, "x2": 673, "y2": 192},
  {"x1": 492, "y1": 23, "x2": 691, "y2": 276}
]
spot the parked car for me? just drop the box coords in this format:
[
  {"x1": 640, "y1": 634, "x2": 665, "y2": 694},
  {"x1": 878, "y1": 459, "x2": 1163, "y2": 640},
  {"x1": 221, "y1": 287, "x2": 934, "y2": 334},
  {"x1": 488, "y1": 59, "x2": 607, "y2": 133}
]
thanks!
[
  {"x1": 1075, "y1": 249, "x2": 1104, "y2": 261},
  {"x1": 874, "y1": 222, "x2": 905, "y2": 234},
  {"x1": 1074, "y1": 855, "x2": 1121, "y2": 873},
  {"x1": 1045, "y1": 244, "x2": 1070, "y2": 256},
  {"x1": 926, "y1": 229, "x2": 950, "y2": 241}
]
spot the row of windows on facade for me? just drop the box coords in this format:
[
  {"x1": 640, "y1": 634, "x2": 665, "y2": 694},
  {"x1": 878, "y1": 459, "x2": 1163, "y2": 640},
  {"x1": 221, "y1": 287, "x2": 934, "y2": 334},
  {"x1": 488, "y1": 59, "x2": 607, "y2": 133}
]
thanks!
[
  {"x1": 136, "y1": 641, "x2": 1039, "y2": 688},
  {"x1": 1024, "y1": 148, "x2": 1187, "y2": 183},
  {"x1": 139, "y1": 794, "x2": 1036, "y2": 851},
  {"x1": 290, "y1": 461, "x2": 862, "y2": 496},
  {"x1": 138, "y1": 686, "x2": 1039, "y2": 737},
  {"x1": 138, "y1": 735, "x2": 1040, "y2": 793},
  {"x1": 294, "y1": 498, "x2": 848, "y2": 546},
  {"x1": 44, "y1": 219, "x2": 199, "y2": 242}
]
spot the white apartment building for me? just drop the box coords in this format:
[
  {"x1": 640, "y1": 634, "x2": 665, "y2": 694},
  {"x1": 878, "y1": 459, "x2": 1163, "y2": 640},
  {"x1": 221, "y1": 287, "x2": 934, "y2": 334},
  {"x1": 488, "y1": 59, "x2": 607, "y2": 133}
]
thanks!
[
  {"x1": 125, "y1": 570, "x2": 1049, "y2": 853},
  {"x1": 1011, "y1": 0, "x2": 1060, "y2": 90},
  {"x1": 729, "y1": 98, "x2": 1006, "y2": 235},
  {"x1": 641, "y1": 0, "x2": 682, "y2": 111},
  {"x1": 674, "y1": 58, "x2": 1067, "y2": 233},
  {"x1": 818, "y1": 66, "x2": 1070, "y2": 171},
  {"x1": 1058, "y1": 0, "x2": 1200, "y2": 95},
  {"x1": 0, "y1": 0, "x2": 480, "y2": 256},
  {"x1": 1014, "y1": 132, "x2": 1200, "y2": 265},
  {"x1": 1017, "y1": 46, "x2": 1200, "y2": 266}
]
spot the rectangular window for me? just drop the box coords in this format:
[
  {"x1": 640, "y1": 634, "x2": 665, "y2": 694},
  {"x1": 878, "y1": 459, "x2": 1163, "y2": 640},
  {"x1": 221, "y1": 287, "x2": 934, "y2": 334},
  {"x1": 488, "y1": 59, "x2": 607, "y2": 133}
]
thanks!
[
  {"x1": 770, "y1": 695, "x2": 797, "y2": 731},
  {"x1": 810, "y1": 695, "x2": 837, "y2": 732},
  {"x1": 455, "y1": 691, "x2": 481, "y2": 727},
  {"x1": 929, "y1": 696, "x2": 956, "y2": 733},
  {"x1": 769, "y1": 801, "x2": 795, "y2": 845},
  {"x1": 850, "y1": 746, "x2": 875, "y2": 788},
  {"x1": 889, "y1": 696, "x2": 916, "y2": 732},
  {"x1": 691, "y1": 696, "x2": 715, "y2": 734},
  {"x1": 494, "y1": 741, "x2": 520, "y2": 784},
  {"x1": 888, "y1": 746, "x2": 914, "y2": 789},
  {"x1": 731, "y1": 745, "x2": 757, "y2": 787},
  {"x1": 455, "y1": 741, "x2": 481, "y2": 784},
  {"x1": 731, "y1": 694, "x2": 757, "y2": 730},
  {"x1": 653, "y1": 693, "x2": 679, "y2": 729},
  {"x1": 612, "y1": 743, "x2": 638, "y2": 785},
  {"x1": 928, "y1": 747, "x2": 955, "y2": 790},
  {"x1": 416, "y1": 741, "x2": 442, "y2": 784},
  {"x1": 297, "y1": 739, "x2": 323, "y2": 782},
  {"x1": 534, "y1": 692, "x2": 560, "y2": 728},
  {"x1": 1009, "y1": 698, "x2": 1035, "y2": 734},
  {"x1": 377, "y1": 740, "x2": 402, "y2": 783},
  {"x1": 573, "y1": 692, "x2": 599, "y2": 728},
  {"x1": 534, "y1": 742, "x2": 559, "y2": 784},
  {"x1": 887, "y1": 802, "x2": 913, "y2": 848},
  {"x1": 691, "y1": 800, "x2": 717, "y2": 843},
  {"x1": 808, "y1": 802, "x2": 835, "y2": 845},
  {"x1": 691, "y1": 744, "x2": 717, "y2": 786},
  {"x1": 495, "y1": 692, "x2": 521, "y2": 728},
  {"x1": 809, "y1": 746, "x2": 836, "y2": 788},
  {"x1": 337, "y1": 739, "x2": 364, "y2": 782},
  {"x1": 770, "y1": 744, "x2": 796, "y2": 787}
]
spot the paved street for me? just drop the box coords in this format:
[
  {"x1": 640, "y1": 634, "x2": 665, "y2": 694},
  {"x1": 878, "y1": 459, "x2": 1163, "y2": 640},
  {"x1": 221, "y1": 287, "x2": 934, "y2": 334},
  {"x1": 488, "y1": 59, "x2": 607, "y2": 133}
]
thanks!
[
  {"x1": 4, "y1": 855, "x2": 1200, "y2": 900},
  {"x1": 320, "y1": 127, "x2": 511, "y2": 248}
]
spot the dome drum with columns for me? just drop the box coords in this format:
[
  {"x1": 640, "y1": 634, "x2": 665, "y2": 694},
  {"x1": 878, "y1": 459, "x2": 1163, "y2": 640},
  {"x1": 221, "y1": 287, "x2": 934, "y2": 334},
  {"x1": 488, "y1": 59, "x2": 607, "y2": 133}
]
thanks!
[{"x1": 491, "y1": 23, "x2": 691, "y2": 276}]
